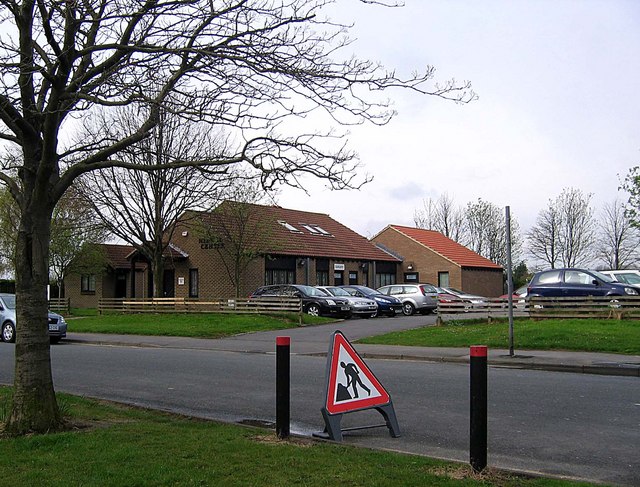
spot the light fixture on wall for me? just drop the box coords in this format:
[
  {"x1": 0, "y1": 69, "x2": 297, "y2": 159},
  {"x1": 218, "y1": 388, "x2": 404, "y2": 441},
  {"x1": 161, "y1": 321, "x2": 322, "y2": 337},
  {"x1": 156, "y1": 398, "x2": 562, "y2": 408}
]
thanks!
[
  {"x1": 297, "y1": 258, "x2": 306, "y2": 268},
  {"x1": 407, "y1": 262, "x2": 415, "y2": 271}
]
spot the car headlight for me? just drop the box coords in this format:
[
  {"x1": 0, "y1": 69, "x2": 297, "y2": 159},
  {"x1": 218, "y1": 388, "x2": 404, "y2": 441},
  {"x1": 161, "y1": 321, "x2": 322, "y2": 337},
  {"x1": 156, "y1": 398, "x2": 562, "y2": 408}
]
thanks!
[
  {"x1": 326, "y1": 299, "x2": 336, "y2": 305},
  {"x1": 374, "y1": 297, "x2": 386, "y2": 303},
  {"x1": 624, "y1": 287, "x2": 638, "y2": 295}
]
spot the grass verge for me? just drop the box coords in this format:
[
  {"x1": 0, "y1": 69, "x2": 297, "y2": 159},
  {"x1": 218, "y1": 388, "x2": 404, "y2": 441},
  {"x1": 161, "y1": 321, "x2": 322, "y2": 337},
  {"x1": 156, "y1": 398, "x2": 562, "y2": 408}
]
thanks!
[
  {"x1": 66, "y1": 312, "x2": 332, "y2": 338},
  {"x1": 0, "y1": 388, "x2": 594, "y2": 486},
  {"x1": 359, "y1": 318, "x2": 640, "y2": 354}
]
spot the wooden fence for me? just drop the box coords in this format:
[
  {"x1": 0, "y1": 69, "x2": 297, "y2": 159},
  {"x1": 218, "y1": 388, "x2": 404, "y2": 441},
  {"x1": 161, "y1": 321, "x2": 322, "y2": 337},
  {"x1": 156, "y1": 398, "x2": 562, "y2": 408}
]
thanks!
[
  {"x1": 527, "y1": 296, "x2": 640, "y2": 319},
  {"x1": 98, "y1": 297, "x2": 303, "y2": 317},
  {"x1": 437, "y1": 296, "x2": 640, "y2": 320},
  {"x1": 48, "y1": 297, "x2": 70, "y2": 314}
]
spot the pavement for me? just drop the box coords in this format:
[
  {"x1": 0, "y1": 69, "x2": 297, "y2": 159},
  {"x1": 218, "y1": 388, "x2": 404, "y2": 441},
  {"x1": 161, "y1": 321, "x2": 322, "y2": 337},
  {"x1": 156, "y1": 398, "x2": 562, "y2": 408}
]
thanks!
[{"x1": 65, "y1": 331, "x2": 640, "y2": 377}]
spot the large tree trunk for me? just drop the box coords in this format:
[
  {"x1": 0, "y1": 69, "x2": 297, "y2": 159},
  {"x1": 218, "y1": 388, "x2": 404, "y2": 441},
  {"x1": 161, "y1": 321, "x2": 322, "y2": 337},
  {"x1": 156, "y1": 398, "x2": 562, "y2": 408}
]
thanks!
[{"x1": 4, "y1": 202, "x2": 63, "y2": 435}]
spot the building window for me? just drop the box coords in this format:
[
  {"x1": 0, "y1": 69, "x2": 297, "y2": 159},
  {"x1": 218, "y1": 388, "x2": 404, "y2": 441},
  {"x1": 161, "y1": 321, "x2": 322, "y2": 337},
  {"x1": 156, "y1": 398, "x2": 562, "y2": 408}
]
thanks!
[
  {"x1": 81, "y1": 274, "x2": 96, "y2": 294},
  {"x1": 189, "y1": 269, "x2": 199, "y2": 298},
  {"x1": 376, "y1": 273, "x2": 396, "y2": 288},
  {"x1": 334, "y1": 271, "x2": 344, "y2": 286},
  {"x1": 265, "y1": 269, "x2": 295, "y2": 285},
  {"x1": 316, "y1": 271, "x2": 329, "y2": 286},
  {"x1": 348, "y1": 271, "x2": 358, "y2": 285},
  {"x1": 438, "y1": 271, "x2": 450, "y2": 288}
]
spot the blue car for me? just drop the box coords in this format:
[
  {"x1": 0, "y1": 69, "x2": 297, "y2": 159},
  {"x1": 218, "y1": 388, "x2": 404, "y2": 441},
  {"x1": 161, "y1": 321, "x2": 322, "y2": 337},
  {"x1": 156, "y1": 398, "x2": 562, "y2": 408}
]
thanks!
[
  {"x1": 527, "y1": 268, "x2": 640, "y2": 298},
  {"x1": 340, "y1": 285, "x2": 403, "y2": 317}
]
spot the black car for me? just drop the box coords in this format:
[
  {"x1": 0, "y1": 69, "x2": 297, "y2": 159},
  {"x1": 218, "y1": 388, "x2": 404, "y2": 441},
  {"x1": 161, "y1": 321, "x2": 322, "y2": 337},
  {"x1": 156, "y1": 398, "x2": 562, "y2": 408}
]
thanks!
[
  {"x1": 251, "y1": 284, "x2": 351, "y2": 318},
  {"x1": 339, "y1": 285, "x2": 403, "y2": 317},
  {"x1": 527, "y1": 268, "x2": 640, "y2": 298}
]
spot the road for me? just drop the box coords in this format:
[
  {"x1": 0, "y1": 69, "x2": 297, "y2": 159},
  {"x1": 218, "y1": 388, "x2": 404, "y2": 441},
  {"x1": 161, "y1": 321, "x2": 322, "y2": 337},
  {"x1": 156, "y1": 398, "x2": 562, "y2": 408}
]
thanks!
[{"x1": 1, "y1": 316, "x2": 638, "y2": 486}]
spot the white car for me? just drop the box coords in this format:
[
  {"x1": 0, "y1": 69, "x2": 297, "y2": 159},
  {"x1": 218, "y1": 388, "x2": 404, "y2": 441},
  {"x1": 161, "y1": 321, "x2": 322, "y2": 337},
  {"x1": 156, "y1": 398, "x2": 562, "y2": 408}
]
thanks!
[
  {"x1": 316, "y1": 286, "x2": 378, "y2": 318},
  {"x1": 599, "y1": 270, "x2": 640, "y2": 286}
]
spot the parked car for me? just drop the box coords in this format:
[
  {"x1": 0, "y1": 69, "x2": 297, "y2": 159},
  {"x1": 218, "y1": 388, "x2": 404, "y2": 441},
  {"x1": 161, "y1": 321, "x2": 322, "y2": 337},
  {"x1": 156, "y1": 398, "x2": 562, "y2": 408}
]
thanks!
[
  {"x1": 499, "y1": 285, "x2": 529, "y2": 309},
  {"x1": 439, "y1": 287, "x2": 488, "y2": 308},
  {"x1": 527, "y1": 268, "x2": 640, "y2": 298},
  {"x1": 377, "y1": 283, "x2": 438, "y2": 316},
  {"x1": 316, "y1": 286, "x2": 378, "y2": 318},
  {"x1": 599, "y1": 270, "x2": 640, "y2": 286},
  {"x1": 0, "y1": 293, "x2": 68, "y2": 344},
  {"x1": 250, "y1": 284, "x2": 351, "y2": 318},
  {"x1": 339, "y1": 285, "x2": 403, "y2": 317}
]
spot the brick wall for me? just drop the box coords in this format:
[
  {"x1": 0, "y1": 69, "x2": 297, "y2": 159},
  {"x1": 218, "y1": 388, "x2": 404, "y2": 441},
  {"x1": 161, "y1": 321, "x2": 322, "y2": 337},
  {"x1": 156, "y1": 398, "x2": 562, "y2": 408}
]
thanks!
[
  {"x1": 372, "y1": 227, "x2": 504, "y2": 296},
  {"x1": 461, "y1": 268, "x2": 504, "y2": 297},
  {"x1": 372, "y1": 228, "x2": 463, "y2": 287}
]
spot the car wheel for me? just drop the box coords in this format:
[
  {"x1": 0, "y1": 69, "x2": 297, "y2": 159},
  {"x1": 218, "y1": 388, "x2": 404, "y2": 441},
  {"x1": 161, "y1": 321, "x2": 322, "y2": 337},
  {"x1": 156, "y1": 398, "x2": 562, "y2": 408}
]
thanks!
[
  {"x1": 402, "y1": 302, "x2": 415, "y2": 316},
  {"x1": 306, "y1": 304, "x2": 320, "y2": 316},
  {"x1": 2, "y1": 322, "x2": 16, "y2": 343}
]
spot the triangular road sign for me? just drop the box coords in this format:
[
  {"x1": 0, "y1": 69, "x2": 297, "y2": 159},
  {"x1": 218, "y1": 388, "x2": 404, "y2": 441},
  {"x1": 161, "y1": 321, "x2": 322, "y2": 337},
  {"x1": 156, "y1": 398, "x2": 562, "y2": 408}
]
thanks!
[{"x1": 325, "y1": 331, "x2": 391, "y2": 414}]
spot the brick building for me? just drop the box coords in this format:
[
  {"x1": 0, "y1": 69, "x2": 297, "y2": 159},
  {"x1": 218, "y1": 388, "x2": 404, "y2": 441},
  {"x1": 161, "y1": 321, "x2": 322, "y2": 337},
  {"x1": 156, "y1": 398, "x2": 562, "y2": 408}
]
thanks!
[
  {"x1": 169, "y1": 202, "x2": 402, "y2": 299},
  {"x1": 65, "y1": 202, "x2": 402, "y2": 305},
  {"x1": 371, "y1": 224, "x2": 504, "y2": 297},
  {"x1": 65, "y1": 244, "x2": 146, "y2": 308}
]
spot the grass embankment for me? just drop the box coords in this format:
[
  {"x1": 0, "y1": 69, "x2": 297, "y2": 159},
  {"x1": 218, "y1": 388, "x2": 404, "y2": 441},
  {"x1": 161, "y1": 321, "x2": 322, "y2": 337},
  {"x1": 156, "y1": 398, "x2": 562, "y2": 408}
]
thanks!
[
  {"x1": 359, "y1": 318, "x2": 640, "y2": 355},
  {"x1": 66, "y1": 310, "x2": 331, "y2": 339},
  {"x1": 0, "y1": 389, "x2": 593, "y2": 487}
]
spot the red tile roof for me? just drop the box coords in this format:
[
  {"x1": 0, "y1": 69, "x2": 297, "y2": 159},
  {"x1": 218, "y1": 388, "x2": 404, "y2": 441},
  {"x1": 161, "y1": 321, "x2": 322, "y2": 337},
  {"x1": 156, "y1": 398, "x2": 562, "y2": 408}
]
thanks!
[
  {"x1": 383, "y1": 225, "x2": 502, "y2": 269},
  {"x1": 189, "y1": 202, "x2": 400, "y2": 262}
]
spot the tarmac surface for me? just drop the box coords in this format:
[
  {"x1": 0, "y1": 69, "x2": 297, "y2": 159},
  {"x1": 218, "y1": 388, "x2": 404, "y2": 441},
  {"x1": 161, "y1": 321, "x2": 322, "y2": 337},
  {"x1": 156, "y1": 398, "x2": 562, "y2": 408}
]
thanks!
[{"x1": 65, "y1": 328, "x2": 640, "y2": 378}]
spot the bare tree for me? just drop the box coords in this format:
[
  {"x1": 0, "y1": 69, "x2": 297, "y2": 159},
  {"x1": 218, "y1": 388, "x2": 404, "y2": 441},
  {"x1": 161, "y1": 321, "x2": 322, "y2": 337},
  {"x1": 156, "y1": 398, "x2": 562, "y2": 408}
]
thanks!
[
  {"x1": 79, "y1": 105, "x2": 232, "y2": 298},
  {"x1": 0, "y1": 0, "x2": 474, "y2": 435},
  {"x1": 195, "y1": 182, "x2": 279, "y2": 298},
  {"x1": 557, "y1": 188, "x2": 595, "y2": 267},
  {"x1": 464, "y1": 198, "x2": 522, "y2": 268},
  {"x1": 527, "y1": 203, "x2": 562, "y2": 269},
  {"x1": 49, "y1": 187, "x2": 110, "y2": 298},
  {"x1": 527, "y1": 188, "x2": 595, "y2": 269},
  {"x1": 413, "y1": 193, "x2": 466, "y2": 242},
  {"x1": 596, "y1": 199, "x2": 640, "y2": 269}
]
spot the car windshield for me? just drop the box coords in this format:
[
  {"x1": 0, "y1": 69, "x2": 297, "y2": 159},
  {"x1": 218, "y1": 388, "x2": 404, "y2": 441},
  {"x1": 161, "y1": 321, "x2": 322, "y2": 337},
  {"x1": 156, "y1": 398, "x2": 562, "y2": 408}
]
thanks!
[
  {"x1": 591, "y1": 271, "x2": 614, "y2": 283},
  {"x1": 299, "y1": 286, "x2": 329, "y2": 297},
  {"x1": 619, "y1": 274, "x2": 640, "y2": 284},
  {"x1": 324, "y1": 287, "x2": 350, "y2": 296},
  {"x1": 446, "y1": 287, "x2": 464, "y2": 295},
  {"x1": 0, "y1": 295, "x2": 16, "y2": 309}
]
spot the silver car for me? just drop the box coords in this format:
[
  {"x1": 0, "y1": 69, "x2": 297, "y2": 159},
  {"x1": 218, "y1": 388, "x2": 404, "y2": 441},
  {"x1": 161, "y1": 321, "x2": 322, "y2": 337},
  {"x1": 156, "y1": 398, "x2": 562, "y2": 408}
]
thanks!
[
  {"x1": 0, "y1": 293, "x2": 67, "y2": 344},
  {"x1": 377, "y1": 284, "x2": 439, "y2": 316},
  {"x1": 316, "y1": 286, "x2": 378, "y2": 318}
]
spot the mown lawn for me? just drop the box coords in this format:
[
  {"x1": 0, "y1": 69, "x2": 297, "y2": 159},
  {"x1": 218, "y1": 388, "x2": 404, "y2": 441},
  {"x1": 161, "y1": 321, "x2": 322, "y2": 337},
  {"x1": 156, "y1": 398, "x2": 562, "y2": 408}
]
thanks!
[
  {"x1": 0, "y1": 388, "x2": 595, "y2": 487},
  {"x1": 66, "y1": 311, "x2": 332, "y2": 338},
  {"x1": 358, "y1": 318, "x2": 640, "y2": 355}
]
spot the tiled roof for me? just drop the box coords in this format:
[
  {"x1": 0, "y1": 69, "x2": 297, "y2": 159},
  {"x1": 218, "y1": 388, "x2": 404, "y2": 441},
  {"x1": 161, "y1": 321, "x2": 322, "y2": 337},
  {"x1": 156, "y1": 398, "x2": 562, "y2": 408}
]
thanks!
[
  {"x1": 384, "y1": 225, "x2": 502, "y2": 269},
  {"x1": 103, "y1": 244, "x2": 135, "y2": 269},
  {"x1": 190, "y1": 202, "x2": 400, "y2": 262}
]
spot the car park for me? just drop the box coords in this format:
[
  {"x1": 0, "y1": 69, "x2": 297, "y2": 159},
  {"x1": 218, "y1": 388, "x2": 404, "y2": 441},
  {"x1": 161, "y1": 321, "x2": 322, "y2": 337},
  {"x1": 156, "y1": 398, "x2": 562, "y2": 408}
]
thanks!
[
  {"x1": 339, "y1": 285, "x2": 403, "y2": 317},
  {"x1": 316, "y1": 286, "x2": 378, "y2": 318},
  {"x1": 250, "y1": 284, "x2": 351, "y2": 318},
  {"x1": 527, "y1": 268, "x2": 640, "y2": 298},
  {"x1": 0, "y1": 293, "x2": 68, "y2": 344},
  {"x1": 377, "y1": 283, "x2": 438, "y2": 315},
  {"x1": 599, "y1": 270, "x2": 640, "y2": 286}
]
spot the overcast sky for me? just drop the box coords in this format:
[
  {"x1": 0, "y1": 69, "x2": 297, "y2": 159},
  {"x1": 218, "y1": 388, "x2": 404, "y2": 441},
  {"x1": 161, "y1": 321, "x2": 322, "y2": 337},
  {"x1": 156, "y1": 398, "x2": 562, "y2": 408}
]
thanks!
[{"x1": 275, "y1": 0, "x2": 640, "y2": 241}]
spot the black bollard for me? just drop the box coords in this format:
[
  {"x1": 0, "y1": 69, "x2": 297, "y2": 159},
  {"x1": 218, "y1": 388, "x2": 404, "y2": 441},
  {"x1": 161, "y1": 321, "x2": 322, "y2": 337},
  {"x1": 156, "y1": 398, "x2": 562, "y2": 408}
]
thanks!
[
  {"x1": 276, "y1": 336, "x2": 290, "y2": 439},
  {"x1": 470, "y1": 345, "x2": 487, "y2": 472}
]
